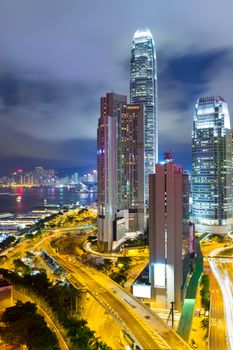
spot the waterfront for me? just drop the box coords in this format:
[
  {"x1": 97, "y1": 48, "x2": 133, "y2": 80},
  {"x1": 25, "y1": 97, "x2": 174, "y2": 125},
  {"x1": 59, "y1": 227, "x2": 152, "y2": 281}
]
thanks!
[{"x1": 0, "y1": 187, "x2": 97, "y2": 214}]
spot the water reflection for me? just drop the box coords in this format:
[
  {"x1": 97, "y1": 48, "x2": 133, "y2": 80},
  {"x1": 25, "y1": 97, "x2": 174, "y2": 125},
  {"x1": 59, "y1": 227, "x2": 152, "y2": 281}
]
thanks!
[{"x1": 0, "y1": 187, "x2": 97, "y2": 214}]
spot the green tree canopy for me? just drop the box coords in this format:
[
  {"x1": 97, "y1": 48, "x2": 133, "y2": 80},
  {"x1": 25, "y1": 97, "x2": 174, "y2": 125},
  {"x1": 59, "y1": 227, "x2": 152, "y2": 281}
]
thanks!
[{"x1": 0, "y1": 301, "x2": 60, "y2": 350}]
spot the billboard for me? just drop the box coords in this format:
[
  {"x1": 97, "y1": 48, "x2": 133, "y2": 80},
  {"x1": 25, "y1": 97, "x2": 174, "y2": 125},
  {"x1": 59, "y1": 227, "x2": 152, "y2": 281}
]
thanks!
[
  {"x1": 132, "y1": 284, "x2": 151, "y2": 299},
  {"x1": 154, "y1": 263, "x2": 165, "y2": 288}
]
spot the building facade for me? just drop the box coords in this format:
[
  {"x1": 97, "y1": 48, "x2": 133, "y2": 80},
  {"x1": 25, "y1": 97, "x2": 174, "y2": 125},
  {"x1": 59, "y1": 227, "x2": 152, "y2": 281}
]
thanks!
[
  {"x1": 97, "y1": 93, "x2": 145, "y2": 251},
  {"x1": 97, "y1": 93, "x2": 127, "y2": 251},
  {"x1": 130, "y1": 28, "x2": 158, "y2": 204},
  {"x1": 192, "y1": 96, "x2": 232, "y2": 234},
  {"x1": 117, "y1": 104, "x2": 145, "y2": 231},
  {"x1": 149, "y1": 155, "x2": 189, "y2": 310}
]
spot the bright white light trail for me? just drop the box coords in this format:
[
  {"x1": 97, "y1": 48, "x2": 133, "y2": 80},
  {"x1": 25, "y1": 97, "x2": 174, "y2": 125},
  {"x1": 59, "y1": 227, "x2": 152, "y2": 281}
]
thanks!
[{"x1": 210, "y1": 260, "x2": 233, "y2": 350}]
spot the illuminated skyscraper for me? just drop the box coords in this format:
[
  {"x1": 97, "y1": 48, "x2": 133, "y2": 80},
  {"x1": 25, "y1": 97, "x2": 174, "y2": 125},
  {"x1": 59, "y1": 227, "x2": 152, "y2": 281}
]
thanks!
[
  {"x1": 192, "y1": 96, "x2": 232, "y2": 234},
  {"x1": 118, "y1": 104, "x2": 145, "y2": 231},
  {"x1": 130, "y1": 28, "x2": 157, "y2": 203},
  {"x1": 149, "y1": 154, "x2": 189, "y2": 310},
  {"x1": 97, "y1": 93, "x2": 127, "y2": 251},
  {"x1": 97, "y1": 93, "x2": 145, "y2": 251}
]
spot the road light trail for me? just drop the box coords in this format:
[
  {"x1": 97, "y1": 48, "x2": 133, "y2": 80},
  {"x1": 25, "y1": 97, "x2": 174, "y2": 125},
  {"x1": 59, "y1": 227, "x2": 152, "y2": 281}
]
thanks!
[
  {"x1": 5, "y1": 224, "x2": 190, "y2": 350},
  {"x1": 210, "y1": 260, "x2": 233, "y2": 350},
  {"x1": 42, "y1": 236, "x2": 191, "y2": 350}
]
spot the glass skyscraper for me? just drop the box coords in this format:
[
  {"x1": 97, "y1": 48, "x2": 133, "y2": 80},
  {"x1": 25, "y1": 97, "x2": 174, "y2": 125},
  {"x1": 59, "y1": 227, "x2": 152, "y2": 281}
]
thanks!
[
  {"x1": 97, "y1": 93, "x2": 145, "y2": 251},
  {"x1": 97, "y1": 93, "x2": 127, "y2": 251},
  {"x1": 130, "y1": 28, "x2": 157, "y2": 203},
  {"x1": 192, "y1": 96, "x2": 232, "y2": 234}
]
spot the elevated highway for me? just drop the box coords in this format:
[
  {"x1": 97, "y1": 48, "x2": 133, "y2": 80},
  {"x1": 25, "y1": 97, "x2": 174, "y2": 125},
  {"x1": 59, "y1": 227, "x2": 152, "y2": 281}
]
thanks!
[{"x1": 43, "y1": 236, "x2": 190, "y2": 350}]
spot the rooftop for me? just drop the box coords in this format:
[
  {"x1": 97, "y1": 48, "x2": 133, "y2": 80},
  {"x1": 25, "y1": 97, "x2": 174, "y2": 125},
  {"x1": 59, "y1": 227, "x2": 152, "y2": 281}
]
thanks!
[
  {"x1": 198, "y1": 96, "x2": 225, "y2": 104},
  {"x1": 133, "y1": 28, "x2": 153, "y2": 40}
]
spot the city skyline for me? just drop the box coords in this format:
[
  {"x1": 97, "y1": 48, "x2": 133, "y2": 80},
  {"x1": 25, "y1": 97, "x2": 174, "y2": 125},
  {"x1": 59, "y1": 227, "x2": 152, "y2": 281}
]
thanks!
[
  {"x1": 1, "y1": 2, "x2": 233, "y2": 349},
  {"x1": 0, "y1": 0, "x2": 233, "y2": 174}
]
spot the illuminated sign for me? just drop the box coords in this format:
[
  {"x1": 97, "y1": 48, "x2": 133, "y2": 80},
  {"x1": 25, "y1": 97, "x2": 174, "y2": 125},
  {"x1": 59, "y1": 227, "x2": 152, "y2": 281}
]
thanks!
[
  {"x1": 132, "y1": 284, "x2": 151, "y2": 299},
  {"x1": 154, "y1": 263, "x2": 166, "y2": 288}
]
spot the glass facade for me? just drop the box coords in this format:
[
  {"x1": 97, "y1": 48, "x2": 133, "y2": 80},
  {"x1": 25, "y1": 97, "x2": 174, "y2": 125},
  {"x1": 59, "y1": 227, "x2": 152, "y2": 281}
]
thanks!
[
  {"x1": 192, "y1": 96, "x2": 232, "y2": 230},
  {"x1": 117, "y1": 104, "x2": 145, "y2": 231},
  {"x1": 97, "y1": 93, "x2": 127, "y2": 251},
  {"x1": 130, "y1": 28, "x2": 157, "y2": 203}
]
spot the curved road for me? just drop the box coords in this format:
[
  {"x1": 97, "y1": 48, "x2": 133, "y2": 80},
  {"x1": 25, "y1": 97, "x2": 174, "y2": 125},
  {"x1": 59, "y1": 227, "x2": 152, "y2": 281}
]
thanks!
[
  {"x1": 209, "y1": 270, "x2": 228, "y2": 350},
  {"x1": 207, "y1": 245, "x2": 233, "y2": 350},
  {"x1": 43, "y1": 237, "x2": 190, "y2": 350}
]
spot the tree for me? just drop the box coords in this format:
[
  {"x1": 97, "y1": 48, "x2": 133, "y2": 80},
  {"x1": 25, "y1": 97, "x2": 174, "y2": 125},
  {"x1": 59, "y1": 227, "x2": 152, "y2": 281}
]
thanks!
[
  {"x1": 200, "y1": 275, "x2": 210, "y2": 289},
  {"x1": 25, "y1": 251, "x2": 34, "y2": 259},
  {"x1": 97, "y1": 341, "x2": 112, "y2": 350},
  {"x1": 200, "y1": 317, "x2": 209, "y2": 340},
  {"x1": 65, "y1": 317, "x2": 96, "y2": 350},
  {"x1": 200, "y1": 274, "x2": 210, "y2": 310},
  {"x1": 25, "y1": 233, "x2": 33, "y2": 239},
  {"x1": 116, "y1": 257, "x2": 132, "y2": 271},
  {"x1": 200, "y1": 317, "x2": 209, "y2": 330},
  {"x1": 110, "y1": 271, "x2": 127, "y2": 286},
  {"x1": 0, "y1": 270, "x2": 111, "y2": 350},
  {"x1": 0, "y1": 302, "x2": 60, "y2": 350},
  {"x1": 27, "y1": 314, "x2": 60, "y2": 350},
  {"x1": 103, "y1": 259, "x2": 113, "y2": 274},
  {"x1": 13, "y1": 259, "x2": 31, "y2": 275},
  {"x1": 2, "y1": 301, "x2": 37, "y2": 323}
]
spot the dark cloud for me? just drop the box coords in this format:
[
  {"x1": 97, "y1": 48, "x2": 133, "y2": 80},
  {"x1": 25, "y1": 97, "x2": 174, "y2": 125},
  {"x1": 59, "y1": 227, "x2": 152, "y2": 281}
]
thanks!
[
  {"x1": 0, "y1": 0, "x2": 232, "y2": 174},
  {"x1": 0, "y1": 131, "x2": 96, "y2": 175},
  {"x1": 159, "y1": 48, "x2": 233, "y2": 110},
  {"x1": 156, "y1": 47, "x2": 233, "y2": 167}
]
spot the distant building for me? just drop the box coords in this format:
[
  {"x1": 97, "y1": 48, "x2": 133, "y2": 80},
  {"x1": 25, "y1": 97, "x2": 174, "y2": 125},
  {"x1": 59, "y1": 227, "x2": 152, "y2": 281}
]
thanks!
[
  {"x1": 149, "y1": 154, "x2": 189, "y2": 310},
  {"x1": 130, "y1": 28, "x2": 158, "y2": 204},
  {"x1": 192, "y1": 96, "x2": 232, "y2": 234},
  {"x1": 16, "y1": 169, "x2": 23, "y2": 186},
  {"x1": 71, "y1": 172, "x2": 79, "y2": 185},
  {"x1": 0, "y1": 275, "x2": 12, "y2": 309}
]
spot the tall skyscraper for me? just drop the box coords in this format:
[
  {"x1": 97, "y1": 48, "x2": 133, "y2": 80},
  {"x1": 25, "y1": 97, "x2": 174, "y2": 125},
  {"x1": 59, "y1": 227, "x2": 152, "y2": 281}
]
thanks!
[
  {"x1": 192, "y1": 96, "x2": 232, "y2": 234},
  {"x1": 149, "y1": 154, "x2": 189, "y2": 310},
  {"x1": 130, "y1": 28, "x2": 157, "y2": 203},
  {"x1": 118, "y1": 104, "x2": 145, "y2": 231},
  {"x1": 97, "y1": 93, "x2": 127, "y2": 251},
  {"x1": 97, "y1": 93, "x2": 145, "y2": 251}
]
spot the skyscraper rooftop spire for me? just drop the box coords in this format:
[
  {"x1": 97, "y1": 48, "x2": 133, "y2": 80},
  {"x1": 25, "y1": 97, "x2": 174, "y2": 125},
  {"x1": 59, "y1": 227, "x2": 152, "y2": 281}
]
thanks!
[
  {"x1": 133, "y1": 28, "x2": 153, "y2": 40},
  {"x1": 130, "y1": 27, "x2": 157, "y2": 204}
]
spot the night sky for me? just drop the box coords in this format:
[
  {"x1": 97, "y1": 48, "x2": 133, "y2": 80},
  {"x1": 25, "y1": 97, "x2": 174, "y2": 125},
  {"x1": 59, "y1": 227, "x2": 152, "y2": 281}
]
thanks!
[{"x1": 0, "y1": 0, "x2": 232, "y2": 175}]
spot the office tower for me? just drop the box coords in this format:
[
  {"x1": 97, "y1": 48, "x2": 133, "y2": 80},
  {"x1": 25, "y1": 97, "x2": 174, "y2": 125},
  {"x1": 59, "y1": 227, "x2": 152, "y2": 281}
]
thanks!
[
  {"x1": 16, "y1": 169, "x2": 23, "y2": 186},
  {"x1": 118, "y1": 104, "x2": 145, "y2": 231},
  {"x1": 73, "y1": 172, "x2": 79, "y2": 185},
  {"x1": 182, "y1": 172, "x2": 191, "y2": 284},
  {"x1": 149, "y1": 154, "x2": 189, "y2": 310},
  {"x1": 192, "y1": 96, "x2": 232, "y2": 234},
  {"x1": 92, "y1": 170, "x2": 97, "y2": 183},
  {"x1": 97, "y1": 93, "x2": 127, "y2": 251},
  {"x1": 97, "y1": 93, "x2": 145, "y2": 251},
  {"x1": 130, "y1": 28, "x2": 158, "y2": 203}
]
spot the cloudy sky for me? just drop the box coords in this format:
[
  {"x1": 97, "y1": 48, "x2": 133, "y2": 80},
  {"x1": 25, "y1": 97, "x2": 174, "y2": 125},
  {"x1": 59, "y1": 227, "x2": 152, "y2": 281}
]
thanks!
[{"x1": 0, "y1": 0, "x2": 232, "y2": 174}]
